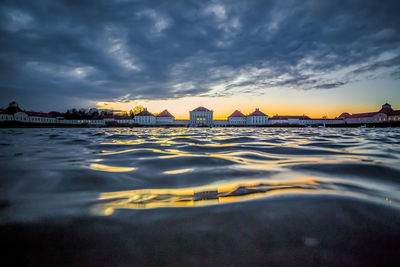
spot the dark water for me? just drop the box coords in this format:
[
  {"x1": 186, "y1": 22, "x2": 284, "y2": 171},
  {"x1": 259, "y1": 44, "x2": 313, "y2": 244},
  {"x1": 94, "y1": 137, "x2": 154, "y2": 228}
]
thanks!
[{"x1": 1, "y1": 128, "x2": 400, "y2": 266}]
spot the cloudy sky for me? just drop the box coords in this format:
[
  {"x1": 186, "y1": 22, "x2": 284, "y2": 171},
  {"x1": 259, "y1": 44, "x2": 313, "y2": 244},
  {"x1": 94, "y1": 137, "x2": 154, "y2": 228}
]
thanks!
[{"x1": 1, "y1": 0, "x2": 399, "y2": 118}]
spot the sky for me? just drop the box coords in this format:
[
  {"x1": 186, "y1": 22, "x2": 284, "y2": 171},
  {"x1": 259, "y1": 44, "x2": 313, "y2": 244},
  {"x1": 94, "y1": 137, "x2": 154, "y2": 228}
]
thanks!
[{"x1": 1, "y1": 0, "x2": 400, "y2": 118}]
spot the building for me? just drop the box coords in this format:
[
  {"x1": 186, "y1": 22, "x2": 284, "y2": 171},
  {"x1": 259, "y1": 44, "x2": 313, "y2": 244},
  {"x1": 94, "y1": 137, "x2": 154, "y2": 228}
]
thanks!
[
  {"x1": 114, "y1": 115, "x2": 135, "y2": 125},
  {"x1": 1, "y1": 100, "x2": 398, "y2": 127},
  {"x1": 0, "y1": 101, "x2": 56, "y2": 124},
  {"x1": 156, "y1": 110, "x2": 175, "y2": 125},
  {"x1": 1, "y1": 101, "x2": 24, "y2": 122},
  {"x1": 388, "y1": 110, "x2": 400, "y2": 122},
  {"x1": 135, "y1": 108, "x2": 156, "y2": 125},
  {"x1": 246, "y1": 108, "x2": 268, "y2": 125},
  {"x1": 190, "y1": 107, "x2": 213, "y2": 126},
  {"x1": 103, "y1": 114, "x2": 115, "y2": 123},
  {"x1": 340, "y1": 103, "x2": 400, "y2": 124},
  {"x1": 25, "y1": 111, "x2": 57, "y2": 124},
  {"x1": 345, "y1": 112, "x2": 385, "y2": 124},
  {"x1": 228, "y1": 110, "x2": 246, "y2": 125},
  {"x1": 0, "y1": 110, "x2": 13, "y2": 122},
  {"x1": 270, "y1": 115, "x2": 311, "y2": 125}
]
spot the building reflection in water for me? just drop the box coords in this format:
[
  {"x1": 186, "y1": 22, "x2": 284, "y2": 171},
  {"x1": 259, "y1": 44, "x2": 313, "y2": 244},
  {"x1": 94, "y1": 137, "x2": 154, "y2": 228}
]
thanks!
[{"x1": 93, "y1": 178, "x2": 339, "y2": 215}]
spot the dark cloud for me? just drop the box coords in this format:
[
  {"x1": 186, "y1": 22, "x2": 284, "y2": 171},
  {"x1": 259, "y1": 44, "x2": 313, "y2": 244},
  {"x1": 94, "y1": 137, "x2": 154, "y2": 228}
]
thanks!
[{"x1": 0, "y1": 0, "x2": 399, "y2": 110}]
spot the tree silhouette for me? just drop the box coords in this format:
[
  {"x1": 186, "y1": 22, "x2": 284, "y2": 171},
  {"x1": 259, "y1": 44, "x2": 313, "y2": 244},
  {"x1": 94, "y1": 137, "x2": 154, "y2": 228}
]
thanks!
[{"x1": 131, "y1": 105, "x2": 144, "y2": 115}]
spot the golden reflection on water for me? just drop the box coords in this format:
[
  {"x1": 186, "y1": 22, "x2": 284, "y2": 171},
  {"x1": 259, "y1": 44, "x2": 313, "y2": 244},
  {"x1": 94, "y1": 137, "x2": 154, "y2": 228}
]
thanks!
[
  {"x1": 94, "y1": 178, "x2": 327, "y2": 215},
  {"x1": 163, "y1": 168, "x2": 194, "y2": 175},
  {"x1": 99, "y1": 146, "x2": 349, "y2": 172},
  {"x1": 90, "y1": 163, "x2": 136, "y2": 172}
]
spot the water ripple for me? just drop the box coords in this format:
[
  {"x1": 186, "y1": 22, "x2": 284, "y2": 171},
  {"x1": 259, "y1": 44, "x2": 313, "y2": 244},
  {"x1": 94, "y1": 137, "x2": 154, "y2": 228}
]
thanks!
[{"x1": 0, "y1": 127, "x2": 399, "y2": 217}]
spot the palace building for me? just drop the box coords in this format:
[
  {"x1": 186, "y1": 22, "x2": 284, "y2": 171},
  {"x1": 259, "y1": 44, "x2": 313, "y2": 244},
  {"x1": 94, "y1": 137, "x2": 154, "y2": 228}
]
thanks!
[
  {"x1": 156, "y1": 110, "x2": 175, "y2": 125},
  {"x1": 338, "y1": 103, "x2": 400, "y2": 124},
  {"x1": 247, "y1": 108, "x2": 269, "y2": 125},
  {"x1": 228, "y1": 110, "x2": 246, "y2": 125},
  {"x1": 134, "y1": 108, "x2": 156, "y2": 125},
  {"x1": 190, "y1": 107, "x2": 213, "y2": 126},
  {"x1": 1, "y1": 101, "x2": 398, "y2": 127}
]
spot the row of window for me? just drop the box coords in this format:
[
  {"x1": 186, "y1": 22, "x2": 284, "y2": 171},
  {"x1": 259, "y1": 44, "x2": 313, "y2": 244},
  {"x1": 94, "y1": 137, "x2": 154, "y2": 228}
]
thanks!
[
  {"x1": 0, "y1": 115, "x2": 13, "y2": 120},
  {"x1": 31, "y1": 117, "x2": 54, "y2": 122},
  {"x1": 249, "y1": 117, "x2": 268, "y2": 124},
  {"x1": 356, "y1": 116, "x2": 400, "y2": 121},
  {"x1": 137, "y1": 117, "x2": 155, "y2": 124},
  {"x1": 192, "y1": 117, "x2": 211, "y2": 120}
]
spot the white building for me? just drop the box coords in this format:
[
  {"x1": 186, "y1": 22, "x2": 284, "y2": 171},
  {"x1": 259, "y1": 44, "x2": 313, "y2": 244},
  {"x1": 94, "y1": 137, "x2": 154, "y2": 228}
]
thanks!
[
  {"x1": 0, "y1": 102, "x2": 58, "y2": 124},
  {"x1": 26, "y1": 111, "x2": 57, "y2": 123},
  {"x1": 190, "y1": 107, "x2": 213, "y2": 126},
  {"x1": 135, "y1": 108, "x2": 156, "y2": 125},
  {"x1": 156, "y1": 110, "x2": 175, "y2": 125},
  {"x1": 113, "y1": 115, "x2": 135, "y2": 125},
  {"x1": 228, "y1": 110, "x2": 247, "y2": 125},
  {"x1": 12, "y1": 111, "x2": 29, "y2": 123},
  {"x1": 0, "y1": 111, "x2": 14, "y2": 122},
  {"x1": 103, "y1": 114, "x2": 115, "y2": 123},
  {"x1": 269, "y1": 115, "x2": 311, "y2": 125},
  {"x1": 246, "y1": 108, "x2": 268, "y2": 125}
]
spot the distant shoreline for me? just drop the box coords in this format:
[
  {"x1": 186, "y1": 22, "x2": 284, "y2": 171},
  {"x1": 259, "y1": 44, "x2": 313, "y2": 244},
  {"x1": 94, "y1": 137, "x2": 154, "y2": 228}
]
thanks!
[{"x1": 1, "y1": 121, "x2": 400, "y2": 128}]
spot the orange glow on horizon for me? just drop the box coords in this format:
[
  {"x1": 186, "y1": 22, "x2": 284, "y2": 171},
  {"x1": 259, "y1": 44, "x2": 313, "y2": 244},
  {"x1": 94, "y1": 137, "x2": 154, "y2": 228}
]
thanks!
[{"x1": 97, "y1": 95, "x2": 387, "y2": 120}]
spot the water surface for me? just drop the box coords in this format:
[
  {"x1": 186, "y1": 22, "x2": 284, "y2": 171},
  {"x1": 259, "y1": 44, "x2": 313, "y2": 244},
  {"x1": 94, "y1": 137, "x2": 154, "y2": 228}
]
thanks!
[{"x1": 1, "y1": 128, "x2": 400, "y2": 266}]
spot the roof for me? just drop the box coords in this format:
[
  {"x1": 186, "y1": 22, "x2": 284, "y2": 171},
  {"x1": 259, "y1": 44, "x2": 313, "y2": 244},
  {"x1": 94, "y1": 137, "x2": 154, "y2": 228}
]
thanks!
[
  {"x1": 0, "y1": 109, "x2": 13, "y2": 115},
  {"x1": 228, "y1": 110, "x2": 245, "y2": 118},
  {"x1": 348, "y1": 112, "x2": 378, "y2": 118},
  {"x1": 157, "y1": 110, "x2": 174, "y2": 117},
  {"x1": 114, "y1": 115, "x2": 131, "y2": 120},
  {"x1": 270, "y1": 115, "x2": 311, "y2": 120},
  {"x1": 5, "y1": 106, "x2": 22, "y2": 114},
  {"x1": 136, "y1": 109, "x2": 154, "y2": 116},
  {"x1": 25, "y1": 111, "x2": 55, "y2": 118},
  {"x1": 248, "y1": 108, "x2": 267, "y2": 116},
  {"x1": 379, "y1": 107, "x2": 394, "y2": 115},
  {"x1": 342, "y1": 103, "x2": 399, "y2": 118},
  {"x1": 191, "y1": 106, "x2": 210, "y2": 112},
  {"x1": 378, "y1": 105, "x2": 400, "y2": 116},
  {"x1": 338, "y1": 112, "x2": 351, "y2": 119}
]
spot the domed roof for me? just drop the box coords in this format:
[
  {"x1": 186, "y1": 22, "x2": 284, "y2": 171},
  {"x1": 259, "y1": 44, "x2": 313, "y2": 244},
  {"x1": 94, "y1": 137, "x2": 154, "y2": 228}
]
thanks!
[
  {"x1": 248, "y1": 108, "x2": 267, "y2": 116},
  {"x1": 192, "y1": 106, "x2": 210, "y2": 112},
  {"x1": 5, "y1": 101, "x2": 22, "y2": 114}
]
